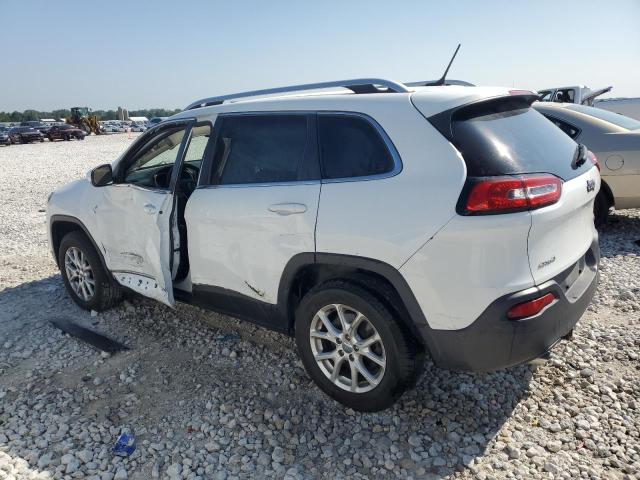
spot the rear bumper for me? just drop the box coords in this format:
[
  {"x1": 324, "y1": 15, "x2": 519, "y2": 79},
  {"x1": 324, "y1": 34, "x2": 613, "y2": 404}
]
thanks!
[{"x1": 425, "y1": 240, "x2": 599, "y2": 372}]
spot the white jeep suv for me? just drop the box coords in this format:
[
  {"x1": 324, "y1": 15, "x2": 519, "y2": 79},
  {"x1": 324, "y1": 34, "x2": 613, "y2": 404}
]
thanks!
[{"x1": 47, "y1": 79, "x2": 600, "y2": 411}]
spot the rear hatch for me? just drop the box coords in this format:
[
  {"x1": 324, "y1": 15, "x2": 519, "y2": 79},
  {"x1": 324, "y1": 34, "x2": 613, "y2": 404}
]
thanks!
[{"x1": 414, "y1": 92, "x2": 599, "y2": 286}]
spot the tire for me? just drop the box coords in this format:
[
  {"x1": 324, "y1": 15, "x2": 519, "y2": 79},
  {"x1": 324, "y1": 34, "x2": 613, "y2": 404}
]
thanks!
[
  {"x1": 78, "y1": 135, "x2": 85, "y2": 140},
  {"x1": 594, "y1": 190, "x2": 610, "y2": 227},
  {"x1": 58, "y1": 231, "x2": 123, "y2": 311},
  {"x1": 294, "y1": 280, "x2": 423, "y2": 412}
]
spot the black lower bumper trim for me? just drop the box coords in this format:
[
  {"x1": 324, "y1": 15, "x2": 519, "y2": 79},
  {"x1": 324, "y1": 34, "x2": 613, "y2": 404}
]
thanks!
[{"x1": 423, "y1": 240, "x2": 599, "y2": 372}]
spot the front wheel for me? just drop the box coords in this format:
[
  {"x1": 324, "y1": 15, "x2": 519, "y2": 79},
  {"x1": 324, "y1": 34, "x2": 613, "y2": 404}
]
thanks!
[
  {"x1": 295, "y1": 280, "x2": 423, "y2": 412},
  {"x1": 58, "y1": 231, "x2": 123, "y2": 311}
]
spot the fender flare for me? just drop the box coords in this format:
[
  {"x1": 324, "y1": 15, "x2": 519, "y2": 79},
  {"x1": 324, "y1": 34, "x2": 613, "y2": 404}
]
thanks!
[
  {"x1": 49, "y1": 214, "x2": 109, "y2": 272},
  {"x1": 277, "y1": 252, "x2": 432, "y2": 343}
]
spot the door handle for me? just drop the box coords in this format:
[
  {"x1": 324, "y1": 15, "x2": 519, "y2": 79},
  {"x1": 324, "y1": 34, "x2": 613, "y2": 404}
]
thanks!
[
  {"x1": 144, "y1": 204, "x2": 158, "y2": 214},
  {"x1": 268, "y1": 203, "x2": 307, "y2": 215}
]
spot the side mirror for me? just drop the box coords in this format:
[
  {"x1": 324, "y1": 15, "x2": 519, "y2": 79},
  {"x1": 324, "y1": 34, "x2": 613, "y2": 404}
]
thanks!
[{"x1": 91, "y1": 164, "x2": 113, "y2": 187}]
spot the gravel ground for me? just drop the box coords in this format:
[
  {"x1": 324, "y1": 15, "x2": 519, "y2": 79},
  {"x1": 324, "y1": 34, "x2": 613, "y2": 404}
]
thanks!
[{"x1": 0, "y1": 136, "x2": 639, "y2": 480}]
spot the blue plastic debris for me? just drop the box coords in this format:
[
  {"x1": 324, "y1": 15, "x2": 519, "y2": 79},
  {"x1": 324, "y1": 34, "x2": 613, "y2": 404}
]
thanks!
[{"x1": 113, "y1": 428, "x2": 136, "y2": 457}]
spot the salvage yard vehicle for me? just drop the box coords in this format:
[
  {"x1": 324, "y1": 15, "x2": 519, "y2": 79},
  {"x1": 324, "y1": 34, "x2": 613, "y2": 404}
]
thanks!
[
  {"x1": 47, "y1": 79, "x2": 601, "y2": 411},
  {"x1": 47, "y1": 124, "x2": 86, "y2": 141},
  {"x1": 9, "y1": 126, "x2": 44, "y2": 144},
  {"x1": 0, "y1": 127, "x2": 10, "y2": 146},
  {"x1": 533, "y1": 102, "x2": 640, "y2": 225}
]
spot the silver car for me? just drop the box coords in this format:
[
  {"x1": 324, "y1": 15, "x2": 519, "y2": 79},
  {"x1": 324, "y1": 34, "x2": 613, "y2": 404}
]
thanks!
[{"x1": 533, "y1": 102, "x2": 640, "y2": 224}]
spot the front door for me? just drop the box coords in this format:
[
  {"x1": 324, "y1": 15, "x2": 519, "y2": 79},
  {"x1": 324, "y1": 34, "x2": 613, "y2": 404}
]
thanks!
[{"x1": 95, "y1": 120, "x2": 193, "y2": 305}]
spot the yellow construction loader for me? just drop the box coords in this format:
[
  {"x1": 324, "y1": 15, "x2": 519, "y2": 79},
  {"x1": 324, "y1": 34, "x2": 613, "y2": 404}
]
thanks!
[{"x1": 66, "y1": 107, "x2": 102, "y2": 135}]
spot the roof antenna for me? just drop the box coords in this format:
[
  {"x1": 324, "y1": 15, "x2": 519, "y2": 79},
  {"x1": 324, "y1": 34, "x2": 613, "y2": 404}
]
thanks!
[{"x1": 424, "y1": 44, "x2": 461, "y2": 86}]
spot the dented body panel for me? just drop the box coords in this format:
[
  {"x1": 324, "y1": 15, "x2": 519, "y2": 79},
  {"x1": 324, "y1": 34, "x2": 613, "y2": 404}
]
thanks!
[{"x1": 47, "y1": 176, "x2": 176, "y2": 306}]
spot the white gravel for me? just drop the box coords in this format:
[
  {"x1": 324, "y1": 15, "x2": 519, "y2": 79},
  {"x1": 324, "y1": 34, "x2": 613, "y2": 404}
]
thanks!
[{"x1": 0, "y1": 136, "x2": 639, "y2": 479}]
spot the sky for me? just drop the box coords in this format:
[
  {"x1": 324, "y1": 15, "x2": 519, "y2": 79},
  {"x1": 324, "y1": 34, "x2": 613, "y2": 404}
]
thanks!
[{"x1": 1, "y1": 0, "x2": 639, "y2": 111}]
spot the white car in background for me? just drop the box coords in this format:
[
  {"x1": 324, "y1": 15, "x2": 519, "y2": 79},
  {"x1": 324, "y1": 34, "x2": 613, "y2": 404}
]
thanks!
[
  {"x1": 47, "y1": 79, "x2": 600, "y2": 411},
  {"x1": 129, "y1": 123, "x2": 146, "y2": 132}
]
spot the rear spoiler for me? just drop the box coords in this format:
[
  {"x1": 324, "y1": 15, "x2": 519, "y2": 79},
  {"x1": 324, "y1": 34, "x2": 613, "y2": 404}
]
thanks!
[{"x1": 428, "y1": 93, "x2": 539, "y2": 141}]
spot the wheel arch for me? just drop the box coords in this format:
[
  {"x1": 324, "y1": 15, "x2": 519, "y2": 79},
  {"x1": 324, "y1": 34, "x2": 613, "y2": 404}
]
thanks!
[
  {"x1": 599, "y1": 179, "x2": 615, "y2": 207},
  {"x1": 50, "y1": 215, "x2": 108, "y2": 272},
  {"x1": 278, "y1": 253, "x2": 430, "y2": 350}
]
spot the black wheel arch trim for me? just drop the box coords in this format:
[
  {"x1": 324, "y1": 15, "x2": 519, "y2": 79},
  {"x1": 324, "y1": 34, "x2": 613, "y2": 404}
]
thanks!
[
  {"x1": 277, "y1": 252, "x2": 431, "y2": 343},
  {"x1": 49, "y1": 214, "x2": 109, "y2": 272}
]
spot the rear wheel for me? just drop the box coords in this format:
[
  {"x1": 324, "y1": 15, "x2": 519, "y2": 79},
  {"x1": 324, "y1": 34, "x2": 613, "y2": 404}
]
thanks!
[
  {"x1": 295, "y1": 280, "x2": 423, "y2": 412},
  {"x1": 594, "y1": 190, "x2": 610, "y2": 227},
  {"x1": 58, "y1": 231, "x2": 123, "y2": 311}
]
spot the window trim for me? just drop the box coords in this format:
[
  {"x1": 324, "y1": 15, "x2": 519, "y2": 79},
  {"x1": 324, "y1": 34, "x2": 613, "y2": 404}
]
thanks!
[
  {"x1": 317, "y1": 111, "x2": 402, "y2": 184},
  {"x1": 201, "y1": 111, "x2": 319, "y2": 188},
  {"x1": 542, "y1": 113, "x2": 582, "y2": 140}
]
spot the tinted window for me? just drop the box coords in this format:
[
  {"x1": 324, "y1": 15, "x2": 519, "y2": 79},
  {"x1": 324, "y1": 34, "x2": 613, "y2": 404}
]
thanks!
[
  {"x1": 318, "y1": 115, "x2": 395, "y2": 180},
  {"x1": 212, "y1": 115, "x2": 309, "y2": 185},
  {"x1": 543, "y1": 114, "x2": 580, "y2": 139},
  {"x1": 452, "y1": 105, "x2": 588, "y2": 181},
  {"x1": 318, "y1": 114, "x2": 394, "y2": 179}
]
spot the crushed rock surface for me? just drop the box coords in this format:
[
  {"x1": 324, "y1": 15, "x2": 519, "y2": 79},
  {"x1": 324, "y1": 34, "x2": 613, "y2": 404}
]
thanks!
[{"x1": 0, "y1": 136, "x2": 639, "y2": 479}]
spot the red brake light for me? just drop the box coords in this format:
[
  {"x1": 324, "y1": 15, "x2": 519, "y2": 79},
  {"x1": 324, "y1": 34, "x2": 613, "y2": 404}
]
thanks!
[
  {"x1": 587, "y1": 150, "x2": 600, "y2": 171},
  {"x1": 507, "y1": 293, "x2": 555, "y2": 320},
  {"x1": 464, "y1": 174, "x2": 562, "y2": 214}
]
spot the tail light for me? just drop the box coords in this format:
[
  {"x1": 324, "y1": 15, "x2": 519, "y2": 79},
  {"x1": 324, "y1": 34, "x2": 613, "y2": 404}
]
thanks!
[
  {"x1": 507, "y1": 293, "x2": 555, "y2": 320},
  {"x1": 587, "y1": 150, "x2": 600, "y2": 171},
  {"x1": 463, "y1": 174, "x2": 562, "y2": 214}
]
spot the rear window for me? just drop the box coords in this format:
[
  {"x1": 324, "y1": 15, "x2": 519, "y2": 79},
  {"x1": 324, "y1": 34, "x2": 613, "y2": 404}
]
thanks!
[
  {"x1": 318, "y1": 114, "x2": 396, "y2": 180},
  {"x1": 451, "y1": 104, "x2": 587, "y2": 181},
  {"x1": 566, "y1": 104, "x2": 640, "y2": 130}
]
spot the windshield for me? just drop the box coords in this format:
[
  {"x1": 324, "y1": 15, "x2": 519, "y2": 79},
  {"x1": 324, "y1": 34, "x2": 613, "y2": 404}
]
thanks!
[{"x1": 566, "y1": 104, "x2": 640, "y2": 130}]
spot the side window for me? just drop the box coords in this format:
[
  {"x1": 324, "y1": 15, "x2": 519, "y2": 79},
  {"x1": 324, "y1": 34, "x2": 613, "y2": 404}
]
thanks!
[
  {"x1": 211, "y1": 115, "x2": 310, "y2": 185},
  {"x1": 544, "y1": 115, "x2": 580, "y2": 139},
  {"x1": 538, "y1": 91, "x2": 553, "y2": 102},
  {"x1": 318, "y1": 114, "x2": 396, "y2": 180},
  {"x1": 123, "y1": 126, "x2": 187, "y2": 188}
]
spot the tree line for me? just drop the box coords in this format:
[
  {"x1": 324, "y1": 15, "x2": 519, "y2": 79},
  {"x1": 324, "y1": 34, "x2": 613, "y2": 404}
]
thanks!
[{"x1": 0, "y1": 108, "x2": 182, "y2": 123}]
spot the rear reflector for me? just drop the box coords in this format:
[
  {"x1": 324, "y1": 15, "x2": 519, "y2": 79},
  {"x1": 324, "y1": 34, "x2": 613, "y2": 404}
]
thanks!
[
  {"x1": 464, "y1": 174, "x2": 562, "y2": 214},
  {"x1": 507, "y1": 293, "x2": 556, "y2": 320}
]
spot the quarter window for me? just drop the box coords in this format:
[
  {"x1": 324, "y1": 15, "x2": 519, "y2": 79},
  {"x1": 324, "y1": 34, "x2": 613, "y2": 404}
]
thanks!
[
  {"x1": 318, "y1": 115, "x2": 395, "y2": 180},
  {"x1": 543, "y1": 115, "x2": 580, "y2": 139},
  {"x1": 212, "y1": 115, "x2": 310, "y2": 185}
]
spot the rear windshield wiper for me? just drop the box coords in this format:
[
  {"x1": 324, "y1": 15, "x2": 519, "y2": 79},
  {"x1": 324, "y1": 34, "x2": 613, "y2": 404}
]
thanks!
[{"x1": 571, "y1": 144, "x2": 587, "y2": 169}]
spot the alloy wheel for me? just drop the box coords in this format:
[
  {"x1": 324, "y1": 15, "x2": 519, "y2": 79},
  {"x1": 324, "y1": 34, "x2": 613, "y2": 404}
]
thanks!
[
  {"x1": 64, "y1": 246, "x2": 95, "y2": 301},
  {"x1": 309, "y1": 303, "x2": 386, "y2": 393}
]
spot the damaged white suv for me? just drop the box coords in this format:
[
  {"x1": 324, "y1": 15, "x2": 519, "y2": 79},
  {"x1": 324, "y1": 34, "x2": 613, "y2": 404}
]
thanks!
[{"x1": 47, "y1": 79, "x2": 600, "y2": 411}]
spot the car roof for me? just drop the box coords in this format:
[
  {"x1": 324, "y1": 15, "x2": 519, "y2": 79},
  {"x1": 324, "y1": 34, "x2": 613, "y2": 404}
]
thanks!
[{"x1": 173, "y1": 83, "x2": 514, "y2": 121}]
